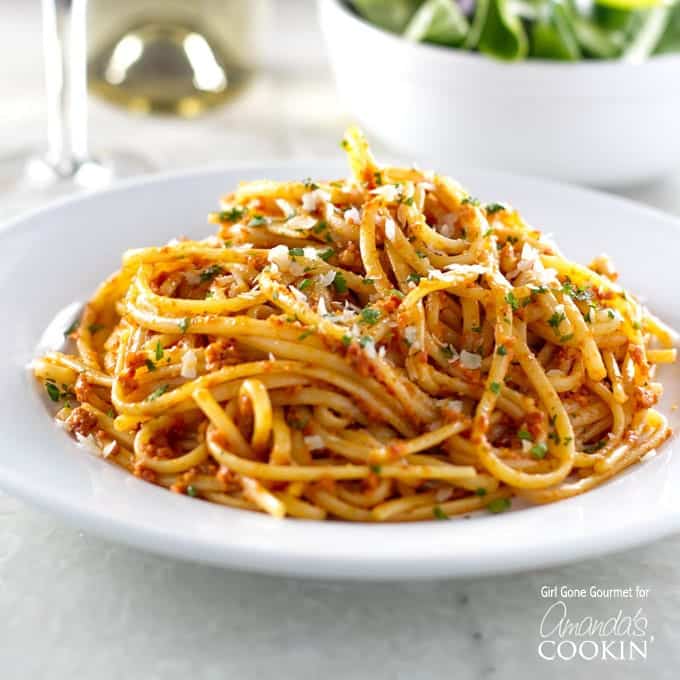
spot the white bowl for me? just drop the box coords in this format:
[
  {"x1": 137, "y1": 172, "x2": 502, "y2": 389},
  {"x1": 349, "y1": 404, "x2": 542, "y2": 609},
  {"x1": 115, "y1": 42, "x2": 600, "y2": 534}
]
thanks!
[{"x1": 319, "y1": 0, "x2": 680, "y2": 188}]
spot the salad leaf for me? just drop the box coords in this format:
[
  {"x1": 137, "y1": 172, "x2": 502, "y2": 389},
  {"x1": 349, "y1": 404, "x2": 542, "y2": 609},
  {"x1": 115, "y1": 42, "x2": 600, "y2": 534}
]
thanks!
[
  {"x1": 351, "y1": 0, "x2": 424, "y2": 33},
  {"x1": 477, "y1": 0, "x2": 529, "y2": 60},
  {"x1": 404, "y1": 0, "x2": 470, "y2": 45},
  {"x1": 531, "y1": 1, "x2": 582, "y2": 59},
  {"x1": 623, "y1": 6, "x2": 671, "y2": 58},
  {"x1": 465, "y1": 0, "x2": 492, "y2": 48},
  {"x1": 655, "y1": 0, "x2": 680, "y2": 52}
]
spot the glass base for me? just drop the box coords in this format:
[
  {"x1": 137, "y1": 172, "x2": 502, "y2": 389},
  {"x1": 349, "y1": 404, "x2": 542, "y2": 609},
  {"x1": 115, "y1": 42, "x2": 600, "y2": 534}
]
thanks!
[{"x1": 0, "y1": 149, "x2": 154, "y2": 221}]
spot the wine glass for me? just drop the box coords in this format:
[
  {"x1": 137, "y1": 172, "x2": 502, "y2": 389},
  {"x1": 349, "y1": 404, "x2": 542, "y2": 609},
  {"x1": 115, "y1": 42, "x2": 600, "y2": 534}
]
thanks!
[{"x1": 0, "y1": 0, "x2": 152, "y2": 218}]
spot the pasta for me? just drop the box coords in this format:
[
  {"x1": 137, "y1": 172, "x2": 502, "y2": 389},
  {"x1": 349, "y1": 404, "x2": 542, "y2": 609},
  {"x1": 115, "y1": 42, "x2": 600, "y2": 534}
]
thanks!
[{"x1": 33, "y1": 127, "x2": 676, "y2": 522}]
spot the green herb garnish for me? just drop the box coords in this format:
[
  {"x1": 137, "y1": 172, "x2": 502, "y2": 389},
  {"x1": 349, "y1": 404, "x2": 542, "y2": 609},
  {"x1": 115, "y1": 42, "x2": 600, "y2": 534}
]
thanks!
[
  {"x1": 217, "y1": 207, "x2": 244, "y2": 223},
  {"x1": 333, "y1": 272, "x2": 348, "y2": 294},
  {"x1": 433, "y1": 506, "x2": 449, "y2": 520},
  {"x1": 530, "y1": 443, "x2": 548, "y2": 459},
  {"x1": 148, "y1": 385, "x2": 169, "y2": 401},
  {"x1": 360, "y1": 308, "x2": 380, "y2": 325},
  {"x1": 487, "y1": 498, "x2": 511, "y2": 514}
]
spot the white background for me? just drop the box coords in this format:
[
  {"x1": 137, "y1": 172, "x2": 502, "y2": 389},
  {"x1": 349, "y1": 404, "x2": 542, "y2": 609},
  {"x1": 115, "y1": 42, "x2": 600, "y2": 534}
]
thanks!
[{"x1": 1, "y1": 1, "x2": 679, "y2": 677}]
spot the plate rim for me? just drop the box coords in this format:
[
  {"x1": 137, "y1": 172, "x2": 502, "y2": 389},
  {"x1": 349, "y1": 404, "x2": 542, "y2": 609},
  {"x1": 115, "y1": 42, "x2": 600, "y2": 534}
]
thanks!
[{"x1": 2, "y1": 160, "x2": 680, "y2": 581}]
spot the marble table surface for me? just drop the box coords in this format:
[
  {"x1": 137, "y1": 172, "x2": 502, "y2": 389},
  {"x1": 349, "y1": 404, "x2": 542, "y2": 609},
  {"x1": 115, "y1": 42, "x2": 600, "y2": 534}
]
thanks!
[{"x1": 1, "y1": 1, "x2": 680, "y2": 678}]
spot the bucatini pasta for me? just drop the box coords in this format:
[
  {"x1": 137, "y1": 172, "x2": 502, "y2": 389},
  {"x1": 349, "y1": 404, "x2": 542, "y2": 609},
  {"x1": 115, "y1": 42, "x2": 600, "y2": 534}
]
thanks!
[{"x1": 33, "y1": 127, "x2": 676, "y2": 521}]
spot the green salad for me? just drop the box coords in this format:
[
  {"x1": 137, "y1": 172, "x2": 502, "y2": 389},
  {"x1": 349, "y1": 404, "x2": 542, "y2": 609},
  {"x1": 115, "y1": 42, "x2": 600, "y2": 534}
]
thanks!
[{"x1": 349, "y1": 0, "x2": 680, "y2": 60}]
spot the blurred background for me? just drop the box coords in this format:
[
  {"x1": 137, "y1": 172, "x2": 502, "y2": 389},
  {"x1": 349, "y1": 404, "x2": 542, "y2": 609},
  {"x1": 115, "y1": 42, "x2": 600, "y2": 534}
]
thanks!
[{"x1": 1, "y1": 0, "x2": 679, "y2": 216}]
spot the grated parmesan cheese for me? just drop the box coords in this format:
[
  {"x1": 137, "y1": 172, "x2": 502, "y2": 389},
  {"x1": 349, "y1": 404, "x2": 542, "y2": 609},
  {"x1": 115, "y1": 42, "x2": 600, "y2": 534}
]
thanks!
[
  {"x1": 318, "y1": 270, "x2": 336, "y2": 288},
  {"x1": 403, "y1": 326, "x2": 418, "y2": 347},
  {"x1": 384, "y1": 217, "x2": 396, "y2": 241},
  {"x1": 460, "y1": 350, "x2": 482, "y2": 370},
  {"x1": 75, "y1": 432, "x2": 100, "y2": 455},
  {"x1": 286, "y1": 215, "x2": 317, "y2": 230},
  {"x1": 275, "y1": 198, "x2": 295, "y2": 219},
  {"x1": 289, "y1": 286, "x2": 308, "y2": 303},
  {"x1": 268, "y1": 244, "x2": 290, "y2": 270},
  {"x1": 101, "y1": 440, "x2": 118, "y2": 458},
  {"x1": 317, "y1": 296, "x2": 329, "y2": 316},
  {"x1": 344, "y1": 206, "x2": 360, "y2": 224},
  {"x1": 180, "y1": 349, "x2": 198, "y2": 378},
  {"x1": 302, "y1": 189, "x2": 331, "y2": 213},
  {"x1": 371, "y1": 184, "x2": 400, "y2": 202},
  {"x1": 304, "y1": 435, "x2": 325, "y2": 451}
]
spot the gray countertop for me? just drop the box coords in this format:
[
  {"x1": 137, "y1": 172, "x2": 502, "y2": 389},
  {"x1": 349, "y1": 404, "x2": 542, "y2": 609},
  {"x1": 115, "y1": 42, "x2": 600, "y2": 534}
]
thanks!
[{"x1": 1, "y1": 1, "x2": 679, "y2": 677}]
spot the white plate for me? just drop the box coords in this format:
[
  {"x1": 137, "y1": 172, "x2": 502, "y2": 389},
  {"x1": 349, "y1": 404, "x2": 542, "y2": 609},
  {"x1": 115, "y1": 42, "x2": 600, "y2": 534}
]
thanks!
[{"x1": 1, "y1": 162, "x2": 679, "y2": 580}]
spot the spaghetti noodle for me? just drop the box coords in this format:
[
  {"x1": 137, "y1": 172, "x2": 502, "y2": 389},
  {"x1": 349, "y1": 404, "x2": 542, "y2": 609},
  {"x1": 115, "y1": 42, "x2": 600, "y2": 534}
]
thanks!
[{"x1": 33, "y1": 127, "x2": 676, "y2": 521}]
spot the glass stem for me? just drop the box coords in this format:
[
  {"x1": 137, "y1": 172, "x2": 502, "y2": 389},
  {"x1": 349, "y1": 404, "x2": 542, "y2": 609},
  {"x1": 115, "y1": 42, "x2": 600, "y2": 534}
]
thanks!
[{"x1": 42, "y1": 0, "x2": 90, "y2": 175}]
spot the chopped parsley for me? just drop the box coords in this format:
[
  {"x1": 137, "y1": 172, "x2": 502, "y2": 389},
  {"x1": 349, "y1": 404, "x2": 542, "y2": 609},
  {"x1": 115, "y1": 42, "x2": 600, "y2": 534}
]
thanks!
[
  {"x1": 462, "y1": 196, "x2": 480, "y2": 207},
  {"x1": 363, "y1": 277, "x2": 375, "y2": 286},
  {"x1": 333, "y1": 272, "x2": 348, "y2": 294},
  {"x1": 318, "y1": 248, "x2": 335, "y2": 262},
  {"x1": 406, "y1": 272, "x2": 421, "y2": 284},
  {"x1": 373, "y1": 171, "x2": 383, "y2": 186},
  {"x1": 87, "y1": 323, "x2": 104, "y2": 334},
  {"x1": 607, "y1": 309, "x2": 615, "y2": 319},
  {"x1": 370, "y1": 464, "x2": 382, "y2": 475},
  {"x1": 485, "y1": 203, "x2": 505, "y2": 214},
  {"x1": 562, "y1": 279, "x2": 592, "y2": 302},
  {"x1": 548, "y1": 430, "x2": 561, "y2": 445},
  {"x1": 560, "y1": 333, "x2": 574, "y2": 344},
  {"x1": 530, "y1": 443, "x2": 548, "y2": 459},
  {"x1": 359, "y1": 336, "x2": 374, "y2": 348},
  {"x1": 584, "y1": 439, "x2": 607, "y2": 453},
  {"x1": 487, "y1": 498, "x2": 511, "y2": 514},
  {"x1": 505, "y1": 292, "x2": 519, "y2": 311},
  {"x1": 632, "y1": 321, "x2": 642, "y2": 330},
  {"x1": 489, "y1": 382, "x2": 501, "y2": 395},
  {"x1": 64, "y1": 319, "x2": 79, "y2": 336},
  {"x1": 247, "y1": 215, "x2": 267, "y2": 228},
  {"x1": 388, "y1": 288, "x2": 404, "y2": 299},
  {"x1": 288, "y1": 416, "x2": 309, "y2": 430},
  {"x1": 471, "y1": 325, "x2": 482, "y2": 333},
  {"x1": 217, "y1": 207, "x2": 244, "y2": 222},
  {"x1": 298, "y1": 278, "x2": 313, "y2": 291},
  {"x1": 298, "y1": 329, "x2": 314, "y2": 341},
  {"x1": 341, "y1": 334, "x2": 352, "y2": 347},
  {"x1": 155, "y1": 341, "x2": 164, "y2": 361},
  {"x1": 360, "y1": 308, "x2": 380, "y2": 325},
  {"x1": 313, "y1": 219, "x2": 328, "y2": 234},
  {"x1": 496, "y1": 345, "x2": 507, "y2": 356},
  {"x1": 303, "y1": 177, "x2": 319, "y2": 190},
  {"x1": 45, "y1": 381, "x2": 75, "y2": 406},
  {"x1": 45, "y1": 381, "x2": 61, "y2": 402},
  {"x1": 178, "y1": 318, "x2": 190, "y2": 333},
  {"x1": 441, "y1": 345, "x2": 455, "y2": 360},
  {"x1": 145, "y1": 359, "x2": 157, "y2": 372},
  {"x1": 289, "y1": 247, "x2": 304, "y2": 257},
  {"x1": 433, "y1": 506, "x2": 449, "y2": 520},
  {"x1": 186, "y1": 485, "x2": 198, "y2": 497},
  {"x1": 475, "y1": 488, "x2": 487, "y2": 497},
  {"x1": 199, "y1": 264, "x2": 224, "y2": 282},
  {"x1": 548, "y1": 311, "x2": 566, "y2": 330},
  {"x1": 517, "y1": 429, "x2": 533, "y2": 441},
  {"x1": 147, "y1": 384, "x2": 169, "y2": 401}
]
